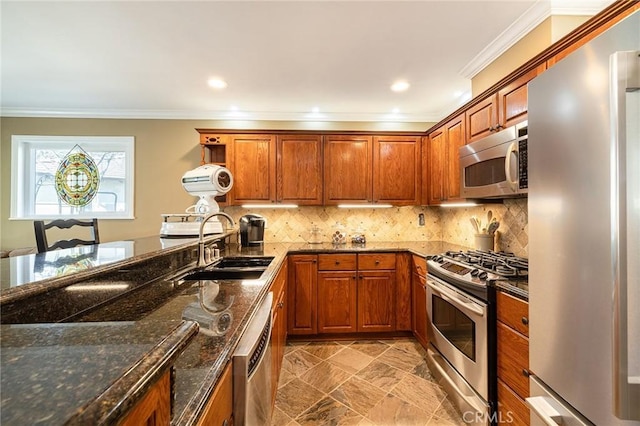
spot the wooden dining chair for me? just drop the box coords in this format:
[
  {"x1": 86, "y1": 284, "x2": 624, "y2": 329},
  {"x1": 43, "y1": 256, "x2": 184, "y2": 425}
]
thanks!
[{"x1": 33, "y1": 219, "x2": 100, "y2": 253}]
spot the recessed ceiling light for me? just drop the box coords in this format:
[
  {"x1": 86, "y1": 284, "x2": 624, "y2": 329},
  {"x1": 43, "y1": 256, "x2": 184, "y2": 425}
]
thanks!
[
  {"x1": 391, "y1": 80, "x2": 410, "y2": 92},
  {"x1": 208, "y1": 77, "x2": 227, "y2": 89}
]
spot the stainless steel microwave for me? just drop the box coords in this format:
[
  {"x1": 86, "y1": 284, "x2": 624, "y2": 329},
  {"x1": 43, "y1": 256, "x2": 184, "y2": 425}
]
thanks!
[{"x1": 459, "y1": 121, "x2": 528, "y2": 199}]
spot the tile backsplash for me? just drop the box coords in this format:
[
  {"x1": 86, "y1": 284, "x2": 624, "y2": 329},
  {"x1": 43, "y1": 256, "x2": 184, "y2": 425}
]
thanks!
[{"x1": 225, "y1": 198, "x2": 528, "y2": 257}]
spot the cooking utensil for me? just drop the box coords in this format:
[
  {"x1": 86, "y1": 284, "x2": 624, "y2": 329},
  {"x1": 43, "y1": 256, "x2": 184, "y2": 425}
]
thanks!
[
  {"x1": 487, "y1": 210, "x2": 492, "y2": 226},
  {"x1": 487, "y1": 220, "x2": 500, "y2": 235},
  {"x1": 470, "y1": 218, "x2": 480, "y2": 233}
]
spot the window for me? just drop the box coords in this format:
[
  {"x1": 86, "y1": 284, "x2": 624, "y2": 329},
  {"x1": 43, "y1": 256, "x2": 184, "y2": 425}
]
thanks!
[{"x1": 11, "y1": 135, "x2": 135, "y2": 219}]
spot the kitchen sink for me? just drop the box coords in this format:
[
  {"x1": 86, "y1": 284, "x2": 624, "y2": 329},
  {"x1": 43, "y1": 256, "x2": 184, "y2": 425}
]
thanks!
[
  {"x1": 177, "y1": 256, "x2": 274, "y2": 281},
  {"x1": 212, "y1": 256, "x2": 274, "y2": 269},
  {"x1": 179, "y1": 268, "x2": 265, "y2": 281}
]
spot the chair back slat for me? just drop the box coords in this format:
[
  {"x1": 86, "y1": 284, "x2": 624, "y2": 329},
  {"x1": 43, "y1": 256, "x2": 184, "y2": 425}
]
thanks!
[{"x1": 33, "y1": 219, "x2": 100, "y2": 253}]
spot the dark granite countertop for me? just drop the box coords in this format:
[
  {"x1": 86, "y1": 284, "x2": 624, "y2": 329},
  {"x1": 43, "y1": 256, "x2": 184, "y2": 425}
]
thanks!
[
  {"x1": 0, "y1": 238, "x2": 470, "y2": 425},
  {"x1": 0, "y1": 319, "x2": 198, "y2": 425}
]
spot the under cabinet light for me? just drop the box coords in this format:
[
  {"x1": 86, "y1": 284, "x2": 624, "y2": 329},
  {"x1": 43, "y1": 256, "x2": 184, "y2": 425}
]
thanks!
[
  {"x1": 66, "y1": 283, "x2": 130, "y2": 292},
  {"x1": 338, "y1": 204, "x2": 392, "y2": 209},
  {"x1": 439, "y1": 202, "x2": 479, "y2": 208},
  {"x1": 241, "y1": 204, "x2": 298, "y2": 209}
]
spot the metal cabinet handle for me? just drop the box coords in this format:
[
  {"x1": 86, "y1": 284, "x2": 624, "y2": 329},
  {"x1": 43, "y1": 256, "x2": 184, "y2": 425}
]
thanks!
[
  {"x1": 222, "y1": 419, "x2": 229, "y2": 426},
  {"x1": 522, "y1": 369, "x2": 530, "y2": 377},
  {"x1": 335, "y1": 261, "x2": 340, "y2": 265},
  {"x1": 375, "y1": 260, "x2": 380, "y2": 265},
  {"x1": 522, "y1": 316, "x2": 529, "y2": 325},
  {"x1": 489, "y1": 125, "x2": 495, "y2": 131}
]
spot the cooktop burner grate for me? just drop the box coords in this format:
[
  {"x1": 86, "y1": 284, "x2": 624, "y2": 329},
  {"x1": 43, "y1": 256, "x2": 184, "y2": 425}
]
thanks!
[{"x1": 444, "y1": 250, "x2": 528, "y2": 279}]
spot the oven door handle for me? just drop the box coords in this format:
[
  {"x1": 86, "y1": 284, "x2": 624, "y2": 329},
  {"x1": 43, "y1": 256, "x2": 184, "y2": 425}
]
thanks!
[{"x1": 427, "y1": 280, "x2": 485, "y2": 317}]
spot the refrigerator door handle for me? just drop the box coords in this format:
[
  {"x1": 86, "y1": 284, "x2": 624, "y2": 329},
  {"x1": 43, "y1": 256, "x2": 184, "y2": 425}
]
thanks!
[
  {"x1": 504, "y1": 141, "x2": 518, "y2": 192},
  {"x1": 526, "y1": 396, "x2": 563, "y2": 426},
  {"x1": 610, "y1": 50, "x2": 640, "y2": 421}
]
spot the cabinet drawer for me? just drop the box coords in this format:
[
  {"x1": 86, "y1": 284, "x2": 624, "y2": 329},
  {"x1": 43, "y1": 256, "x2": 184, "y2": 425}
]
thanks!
[
  {"x1": 411, "y1": 255, "x2": 427, "y2": 277},
  {"x1": 358, "y1": 253, "x2": 396, "y2": 270},
  {"x1": 318, "y1": 254, "x2": 357, "y2": 271},
  {"x1": 497, "y1": 291, "x2": 529, "y2": 337},
  {"x1": 498, "y1": 379, "x2": 530, "y2": 426},
  {"x1": 497, "y1": 322, "x2": 530, "y2": 400}
]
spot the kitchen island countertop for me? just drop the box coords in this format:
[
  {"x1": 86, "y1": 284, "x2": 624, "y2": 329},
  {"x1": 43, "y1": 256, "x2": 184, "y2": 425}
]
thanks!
[{"x1": 0, "y1": 237, "x2": 473, "y2": 425}]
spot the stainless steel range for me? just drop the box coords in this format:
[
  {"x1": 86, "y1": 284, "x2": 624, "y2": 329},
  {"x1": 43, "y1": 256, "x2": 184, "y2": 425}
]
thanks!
[{"x1": 425, "y1": 250, "x2": 528, "y2": 425}]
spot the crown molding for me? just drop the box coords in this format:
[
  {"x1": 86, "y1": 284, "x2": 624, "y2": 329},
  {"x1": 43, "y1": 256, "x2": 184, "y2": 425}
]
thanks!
[
  {"x1": 459, "y1": 0, "x2": 612, "y2": 80},
  {"x1": 0, "y1": 107, "x2": 443, "y2": 124},
  {"x1": 459, "y1": 1, "x2": 551, "y2": 79}
]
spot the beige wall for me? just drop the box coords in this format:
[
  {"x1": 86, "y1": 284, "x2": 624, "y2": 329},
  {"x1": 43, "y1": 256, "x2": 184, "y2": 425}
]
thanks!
[
  {"x1": 471, "y1": 15, "x2": 590, "y2": 97},
  {"x1": 472, "y1": 18, "x2": 552, "y2": 96},
  {"x1": 0, "y1": 117, "x2": 432, "y2": 251}
]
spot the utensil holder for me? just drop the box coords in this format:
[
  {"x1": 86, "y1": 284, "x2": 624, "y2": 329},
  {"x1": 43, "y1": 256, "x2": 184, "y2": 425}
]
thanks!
[{"x1": 474, "y1": 234, "x2": 494, "y2": 251}]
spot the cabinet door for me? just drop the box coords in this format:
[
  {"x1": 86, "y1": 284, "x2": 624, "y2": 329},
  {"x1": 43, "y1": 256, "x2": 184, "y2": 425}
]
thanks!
[
  {"x1": 498, "y1": 65, "x2": 545, "y2": 129},
  {"x1": 426, "y1": 129, "x2": 445, "y2": 205},
  {"x1": 497, "y1": 322, "x2": 530, "y2": 400},
  {"x1": 372, "y1": 136, "x2": 421, "y2": 205},
  {"x1": 466, "y1": 94, "x2": 499, "y2": 143},
  {"x1": 277, "y1": 134, "x2": 323, "y2": 205},
  {"x1": 412, "y1": 271, "x2": 428, "y2": 350},
  {"x1": 120, "y1": 370, "x2": 170, "y2": 426},
  {"x1": 444, "y1": 114, "x2": 466, "y2": 201},
  {"x1": 357, "y1": 271, "x2": 396, "y2": 332},
  {"x1": 271, "y1": 287, "x2": 286, "y2": 402},
  {"x1": 196, "y1": 363, "x2": 233, "y2": 426},
  {"x1": 229, "y1": 134, "x2": 276, "y2": 204},
  {"x1": 287, "y1": 255, "x2": 318, "y2": 335},
  {"x1": 323, "y1": 135, "x2": 372, "y2": 204},
  {"x1": 317, "y1": 271, "x2": 357, "y2": 333}
]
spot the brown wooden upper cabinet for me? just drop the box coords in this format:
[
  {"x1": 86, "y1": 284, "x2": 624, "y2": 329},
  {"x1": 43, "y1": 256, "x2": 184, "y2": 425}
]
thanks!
[
  {"x1": 424, "y1": 113, "x2": 466, "y2": 205},
  {"x1": 466, "y1": 65, "x2": 545, "y2": 143},
  {"x1": 324, "y1": 134, "x2": 421, "y2": 205},
  {"x1": 276, "y1": 134, "x2": 323, "y2": 205},
  {"x1": 323, "y1": 135, "x2": 373, "y2": 205},
  {"x1": 227, "y1": 134, "x2": 277, "y2": 204},
  {"x1": 372, "y1": 136, "x2": 421, "y2": 205}
]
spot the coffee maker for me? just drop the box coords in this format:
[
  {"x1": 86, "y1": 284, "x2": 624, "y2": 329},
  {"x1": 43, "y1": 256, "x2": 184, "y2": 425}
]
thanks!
[{"x1": 239, "y1": 214, "x2": 266, "y2": 246}]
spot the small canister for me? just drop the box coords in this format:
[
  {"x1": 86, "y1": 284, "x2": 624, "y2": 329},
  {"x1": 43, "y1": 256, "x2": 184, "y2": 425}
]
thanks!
[{"x1": 331, "y1": 222, "x2": 347, "y2": 245}]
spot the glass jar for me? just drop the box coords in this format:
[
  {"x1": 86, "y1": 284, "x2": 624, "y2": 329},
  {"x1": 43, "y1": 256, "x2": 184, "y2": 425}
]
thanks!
[
  {"x1": 331, "y1": 222, "x2": 347, "y2": 245},
  {"x1": 308, "y1": 225, "x2": 323, "y2": 244}
]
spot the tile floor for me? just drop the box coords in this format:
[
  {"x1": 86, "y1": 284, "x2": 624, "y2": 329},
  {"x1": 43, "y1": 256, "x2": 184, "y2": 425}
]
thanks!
[{"x1": 272, "y1": 338, "x2": 466, "y2": 426}]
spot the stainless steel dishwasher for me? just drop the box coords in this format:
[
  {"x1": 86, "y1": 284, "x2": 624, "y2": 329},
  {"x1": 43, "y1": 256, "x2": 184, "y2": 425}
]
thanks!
[{"x1": 233, "y1": 292, "x2": 273, "y2": 425}]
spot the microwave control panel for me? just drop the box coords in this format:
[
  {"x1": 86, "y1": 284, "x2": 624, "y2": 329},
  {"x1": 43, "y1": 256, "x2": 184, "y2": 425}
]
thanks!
[{"x1": 519, "y1": 139, "x2": 528, "y2": 189}]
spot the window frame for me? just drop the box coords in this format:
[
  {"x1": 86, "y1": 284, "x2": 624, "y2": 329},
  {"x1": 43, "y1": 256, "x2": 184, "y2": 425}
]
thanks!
[{"x1": 10, "y1": 135, "x2": 135, "y2": 220}]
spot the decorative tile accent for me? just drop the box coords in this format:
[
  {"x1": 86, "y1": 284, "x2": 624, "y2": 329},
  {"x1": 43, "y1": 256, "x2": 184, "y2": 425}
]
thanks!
[{"x1": 225, "y1": 198, "x2": 528, "y2": 257}]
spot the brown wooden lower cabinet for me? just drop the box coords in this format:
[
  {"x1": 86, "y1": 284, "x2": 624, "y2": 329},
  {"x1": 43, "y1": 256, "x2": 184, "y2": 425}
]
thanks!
[
  {"x1": 498, "y1": 379, "x2": 530, "y2": 426},
  {"x1": 318, "y1": 271, "x2": 357, "y2": 333},
  {"x1": 196, "y1": 363, "x2": 233, "y2": 426},
  {"x1": 357, "y1": 270, "x2": 396, "y2": 332},
  {"x1": 287, "y1": 255, "x2": 318, "y2": 335},
  {"x1": 412, "y1": 271, "x2": 428, "y2": 349},
  {"x1": 119, "y1": 370, "x2": 171, "y2": 426},
  {"x1": 497, "y1": 290, "x2": 530, "y2": 426},
  {"x1": 270, "y1": 261, "x2": 288, "y2": 403}
]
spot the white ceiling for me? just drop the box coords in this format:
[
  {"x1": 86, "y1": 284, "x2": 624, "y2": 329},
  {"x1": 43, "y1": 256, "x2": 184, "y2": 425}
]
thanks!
[{"x1": 0, "y1": 1, "x2": 610, "y2": 123}]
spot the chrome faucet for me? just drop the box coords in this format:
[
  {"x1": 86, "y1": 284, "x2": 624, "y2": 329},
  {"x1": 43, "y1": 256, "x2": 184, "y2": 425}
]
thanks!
[{"x1": 197, "y1": 212, "x2": 236, "y2": 268}]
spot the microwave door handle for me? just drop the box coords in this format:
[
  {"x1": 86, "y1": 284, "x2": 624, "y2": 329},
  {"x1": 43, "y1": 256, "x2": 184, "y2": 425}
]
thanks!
[
  {"x1": 504, "y1": 141, "x2": 518, "y2": 192},
  {"x1": 427, "y1": 280, "x2": 484, "y2": 317}
]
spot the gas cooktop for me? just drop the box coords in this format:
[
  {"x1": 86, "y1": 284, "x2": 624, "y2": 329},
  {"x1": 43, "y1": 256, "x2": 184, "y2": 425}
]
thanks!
[{"x1": 427, "y1": 250, "x2": 529, "y2": 301}]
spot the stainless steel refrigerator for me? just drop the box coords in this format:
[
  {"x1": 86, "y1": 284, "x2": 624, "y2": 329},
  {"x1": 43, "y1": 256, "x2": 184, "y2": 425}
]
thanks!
[{"x1": 527, "y1": 9, "x2": 639, "y2": 426}]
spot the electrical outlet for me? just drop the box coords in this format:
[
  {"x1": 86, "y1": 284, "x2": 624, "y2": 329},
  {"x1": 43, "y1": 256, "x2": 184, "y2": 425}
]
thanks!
[{"x1": 418, "y1": 213, "x2": 425, "y2": 226}]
